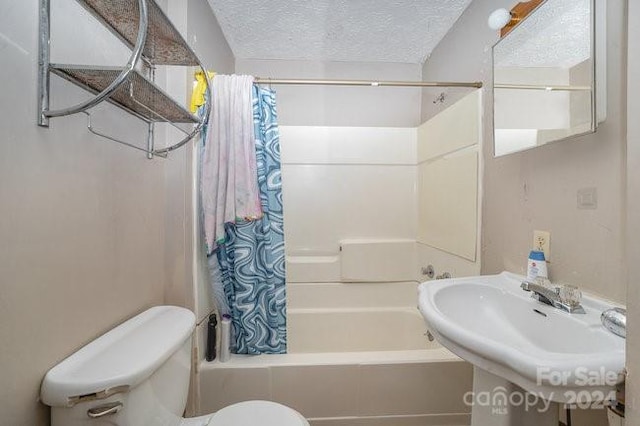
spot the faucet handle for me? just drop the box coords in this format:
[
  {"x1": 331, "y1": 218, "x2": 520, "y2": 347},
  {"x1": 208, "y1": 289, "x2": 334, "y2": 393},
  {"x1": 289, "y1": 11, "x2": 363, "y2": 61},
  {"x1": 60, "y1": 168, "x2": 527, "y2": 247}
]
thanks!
[
  {"x1": 521, "y1": 281, "x2": 533, "y2": 291},
  {"x1": 559, "y1": 285, "x2": 582, "y2": 308}
]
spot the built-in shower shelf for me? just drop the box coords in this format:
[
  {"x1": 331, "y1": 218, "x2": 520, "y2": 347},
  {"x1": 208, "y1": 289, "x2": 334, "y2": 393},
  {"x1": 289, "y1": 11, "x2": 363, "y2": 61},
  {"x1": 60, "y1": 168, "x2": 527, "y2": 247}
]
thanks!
[
  {"x1": 76, "y1": 0, "x2": 199, "y2": 65},
  {"x1": 50, "y1": 65, "x2": 199, "y2": 123}
]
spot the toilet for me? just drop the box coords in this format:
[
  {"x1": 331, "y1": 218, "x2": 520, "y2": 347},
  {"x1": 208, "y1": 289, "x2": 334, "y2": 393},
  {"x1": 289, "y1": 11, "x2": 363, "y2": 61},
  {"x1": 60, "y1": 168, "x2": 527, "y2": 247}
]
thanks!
[{"x1": 40, "y1": 306, "x2": 309, "y2": 426}]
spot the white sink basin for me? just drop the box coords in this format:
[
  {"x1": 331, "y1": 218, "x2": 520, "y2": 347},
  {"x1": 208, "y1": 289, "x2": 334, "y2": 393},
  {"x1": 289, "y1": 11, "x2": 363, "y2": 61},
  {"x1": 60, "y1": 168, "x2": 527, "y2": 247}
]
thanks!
[{"x1": 418, "y1": 272, "x2": 625, "y2": 403}]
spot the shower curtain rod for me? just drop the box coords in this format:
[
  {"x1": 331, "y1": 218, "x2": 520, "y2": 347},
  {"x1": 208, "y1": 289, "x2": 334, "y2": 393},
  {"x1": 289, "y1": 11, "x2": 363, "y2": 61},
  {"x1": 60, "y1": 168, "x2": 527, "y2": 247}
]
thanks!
[{"x1": 254, "y1": 77, "x2": 483, "y2": 88}]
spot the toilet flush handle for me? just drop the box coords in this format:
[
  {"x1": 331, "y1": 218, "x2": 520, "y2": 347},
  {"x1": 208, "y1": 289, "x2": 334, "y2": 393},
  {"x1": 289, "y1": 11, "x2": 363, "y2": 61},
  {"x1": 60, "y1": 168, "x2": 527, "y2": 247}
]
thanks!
[{"x1": 87, "y1": 401, "x2": 123, "y2": 418}]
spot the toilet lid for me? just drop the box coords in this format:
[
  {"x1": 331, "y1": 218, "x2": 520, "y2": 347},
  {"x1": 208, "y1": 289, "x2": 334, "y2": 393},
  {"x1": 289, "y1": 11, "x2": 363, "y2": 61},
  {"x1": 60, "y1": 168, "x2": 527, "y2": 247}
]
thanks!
[{"x1": 208, "y1": 400, "x2": 308, "y2": 426}]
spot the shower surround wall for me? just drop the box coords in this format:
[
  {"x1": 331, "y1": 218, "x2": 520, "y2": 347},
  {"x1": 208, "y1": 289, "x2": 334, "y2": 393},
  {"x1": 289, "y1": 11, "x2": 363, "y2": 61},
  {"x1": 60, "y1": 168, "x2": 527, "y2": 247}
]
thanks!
[
  {"x1": 416, "y1": 90, "x2": 482, "y2": 278},
  {"x1": 236, "y1": 59, "x2": 423, "y2": 281},
  {"x1": 235, "y1": 59, "x2": 482, "y2": 282},
  {"x1": 281, "y1": 126, "x2": 418, "y2": 282}
]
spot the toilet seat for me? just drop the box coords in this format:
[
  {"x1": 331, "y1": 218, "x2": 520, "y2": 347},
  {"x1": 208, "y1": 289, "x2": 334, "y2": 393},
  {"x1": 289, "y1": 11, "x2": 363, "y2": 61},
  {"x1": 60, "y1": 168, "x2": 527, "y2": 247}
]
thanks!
[{"x1": 208, "y1": 400, "x2": 308, "y2": 426}]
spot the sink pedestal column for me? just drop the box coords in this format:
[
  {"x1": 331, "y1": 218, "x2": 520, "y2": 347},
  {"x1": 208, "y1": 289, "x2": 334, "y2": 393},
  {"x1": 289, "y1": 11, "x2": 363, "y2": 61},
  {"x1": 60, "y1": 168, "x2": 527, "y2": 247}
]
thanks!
[{"x1": 470, "y1": 367, "x2": 559, "y2": 426}]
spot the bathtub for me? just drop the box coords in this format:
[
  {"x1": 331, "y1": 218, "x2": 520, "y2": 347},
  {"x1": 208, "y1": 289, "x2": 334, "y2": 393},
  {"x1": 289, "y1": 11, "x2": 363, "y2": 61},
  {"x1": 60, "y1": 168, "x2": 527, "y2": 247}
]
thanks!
[
  {"x1": 288, "y1": 307, "x2": 436, "y2": 353},
  {"x1": 197, "y1": 281, "x2": 472, "y2": 426}
]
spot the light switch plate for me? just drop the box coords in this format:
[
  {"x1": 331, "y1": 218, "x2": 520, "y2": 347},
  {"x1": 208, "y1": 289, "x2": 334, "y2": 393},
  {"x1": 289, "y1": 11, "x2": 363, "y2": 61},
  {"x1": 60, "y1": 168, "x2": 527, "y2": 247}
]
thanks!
[{"x1": 577, "y1": 187, "x2": 598, "y2": 210}]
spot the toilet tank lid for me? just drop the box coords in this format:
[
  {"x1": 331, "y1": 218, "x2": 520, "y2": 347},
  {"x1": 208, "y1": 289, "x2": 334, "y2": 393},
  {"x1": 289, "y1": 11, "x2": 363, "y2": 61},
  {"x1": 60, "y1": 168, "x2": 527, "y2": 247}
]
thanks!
[{"x1": 41, "y1": 306, "x2": 196, "y2": 407}]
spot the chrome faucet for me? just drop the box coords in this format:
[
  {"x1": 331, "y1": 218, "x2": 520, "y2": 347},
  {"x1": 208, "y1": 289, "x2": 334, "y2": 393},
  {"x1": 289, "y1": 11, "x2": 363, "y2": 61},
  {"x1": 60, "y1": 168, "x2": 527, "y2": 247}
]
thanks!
[{"x1": 521, "y1": 280, "x2": 585, "y2": 314}]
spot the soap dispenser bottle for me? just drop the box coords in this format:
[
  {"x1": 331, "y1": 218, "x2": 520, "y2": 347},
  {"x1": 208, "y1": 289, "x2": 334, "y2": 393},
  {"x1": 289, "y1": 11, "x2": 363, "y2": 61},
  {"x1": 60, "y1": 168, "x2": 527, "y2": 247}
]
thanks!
[{"x1": 527, "y1": 250, "x2": 548, "y2": 281}]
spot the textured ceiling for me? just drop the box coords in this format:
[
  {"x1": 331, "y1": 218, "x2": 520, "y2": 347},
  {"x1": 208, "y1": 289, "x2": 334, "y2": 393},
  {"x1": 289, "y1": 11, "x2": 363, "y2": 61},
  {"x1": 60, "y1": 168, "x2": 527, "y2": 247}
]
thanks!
[
  {"x1": 495, "y1": 0, "x2": 591, "y2": 68},
  {"x1": 207, "y1": 0, "x2": 473, "y2": 64}
]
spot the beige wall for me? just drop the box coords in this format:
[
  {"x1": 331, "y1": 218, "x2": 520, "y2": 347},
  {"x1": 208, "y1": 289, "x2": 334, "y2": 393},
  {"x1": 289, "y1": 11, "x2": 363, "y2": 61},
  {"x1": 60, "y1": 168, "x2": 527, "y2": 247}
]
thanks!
[
  {"x1": 0, "y1": 2, "x2": 165, "y2": 424},
  {"x1": 236, "y1": 59, "x2": 423, "y2": 127},
  {"x1": 186, "y1": 0, "x2": 235, "y2": 77},
  {"x1": 626, "y1": 0, "x2": 639, "y2": 422},
  {"x1": 0, "y1": 0, "x2": 233, "y2": 425},
  {"x1": 422, "y1": 0, "x2": 627, "y2": 303},
  {"x1": 164, "y1": 0, "x2": 235, "y2": 414},
  {"x1": 162, "y1": 0, "x2": 234, "y2": 322}
]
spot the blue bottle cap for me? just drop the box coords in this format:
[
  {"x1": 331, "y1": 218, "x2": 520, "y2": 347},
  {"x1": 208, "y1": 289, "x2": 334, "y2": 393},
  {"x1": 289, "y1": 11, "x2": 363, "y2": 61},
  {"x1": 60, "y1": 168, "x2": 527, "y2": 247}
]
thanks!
[{"x1": 529, "y1": 250, "x2": 546, "y2": 261}]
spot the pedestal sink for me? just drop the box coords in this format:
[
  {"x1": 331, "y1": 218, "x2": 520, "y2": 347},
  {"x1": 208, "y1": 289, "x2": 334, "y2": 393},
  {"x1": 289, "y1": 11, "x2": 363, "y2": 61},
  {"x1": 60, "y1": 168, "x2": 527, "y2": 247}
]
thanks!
[{"x1": 418, "y1": 272, "x2": 625, "y2": 426}]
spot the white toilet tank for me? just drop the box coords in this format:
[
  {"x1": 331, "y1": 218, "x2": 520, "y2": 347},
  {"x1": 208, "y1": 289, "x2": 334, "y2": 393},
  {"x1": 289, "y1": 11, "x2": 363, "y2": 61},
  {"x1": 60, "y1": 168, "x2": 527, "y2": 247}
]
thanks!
[{"x1": 41, "y1": 306, "x2": 196, "y2": 426}]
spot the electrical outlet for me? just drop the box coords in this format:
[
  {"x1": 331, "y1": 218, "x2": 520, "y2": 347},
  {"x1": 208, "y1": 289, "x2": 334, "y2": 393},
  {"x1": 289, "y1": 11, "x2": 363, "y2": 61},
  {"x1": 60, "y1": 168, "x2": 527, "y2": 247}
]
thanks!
[{"x1": 533, "y1": 230, "x2": 551, "y2": 261}]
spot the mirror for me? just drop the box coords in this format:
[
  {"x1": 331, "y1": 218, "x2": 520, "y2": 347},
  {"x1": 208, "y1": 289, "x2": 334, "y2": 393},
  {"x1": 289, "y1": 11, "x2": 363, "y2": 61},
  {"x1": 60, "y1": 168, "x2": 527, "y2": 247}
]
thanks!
[{"x1": 493, "y1": 0, "x2": 595, "y2": 157}]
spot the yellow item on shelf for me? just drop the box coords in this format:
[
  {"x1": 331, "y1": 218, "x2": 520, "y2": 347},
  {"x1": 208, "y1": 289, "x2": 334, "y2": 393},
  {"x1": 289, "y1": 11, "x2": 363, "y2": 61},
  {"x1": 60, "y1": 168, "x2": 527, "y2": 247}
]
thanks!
[{"x1": 190, "y1": 70, "x2": 215, "y2": 113}]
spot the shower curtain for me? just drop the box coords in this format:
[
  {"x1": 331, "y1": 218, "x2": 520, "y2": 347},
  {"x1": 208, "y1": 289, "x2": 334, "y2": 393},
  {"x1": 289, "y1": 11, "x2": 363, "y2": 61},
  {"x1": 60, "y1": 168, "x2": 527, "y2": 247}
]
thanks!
[{"x1": 203, "y1": 81, "x2": 286, "y2": 355}]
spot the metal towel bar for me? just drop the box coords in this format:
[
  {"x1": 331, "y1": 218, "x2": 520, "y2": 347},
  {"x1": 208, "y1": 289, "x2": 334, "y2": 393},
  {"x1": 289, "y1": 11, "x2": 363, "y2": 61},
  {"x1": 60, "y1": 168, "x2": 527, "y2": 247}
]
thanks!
[{"x1": 83, "y1": 112, "x2": 164, "y2": 157}]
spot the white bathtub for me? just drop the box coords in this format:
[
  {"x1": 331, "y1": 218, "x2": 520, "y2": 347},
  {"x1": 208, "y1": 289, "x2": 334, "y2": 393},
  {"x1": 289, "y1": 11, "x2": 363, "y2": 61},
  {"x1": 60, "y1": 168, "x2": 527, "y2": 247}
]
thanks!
[
  {"x1": 197, "y1": 282, "x2": 472, "y2": 426},
  {"x1": 288, "y1": 307, "x2": 437, "y2": 353}
]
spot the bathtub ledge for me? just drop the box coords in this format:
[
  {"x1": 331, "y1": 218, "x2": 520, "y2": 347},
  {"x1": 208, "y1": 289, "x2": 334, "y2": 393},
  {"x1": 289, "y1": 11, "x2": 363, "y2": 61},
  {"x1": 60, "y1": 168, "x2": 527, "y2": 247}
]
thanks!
[{"x1": 200, "y1": 348, "x2": 462, "y2": 369}]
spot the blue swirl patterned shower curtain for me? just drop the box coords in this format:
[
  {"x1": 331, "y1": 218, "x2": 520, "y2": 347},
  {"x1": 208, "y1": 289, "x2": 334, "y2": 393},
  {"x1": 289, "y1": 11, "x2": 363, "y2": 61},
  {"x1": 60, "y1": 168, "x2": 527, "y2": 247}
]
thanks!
[{"x1": 215, "y1": 86, "x2": 286, "y2": 354}]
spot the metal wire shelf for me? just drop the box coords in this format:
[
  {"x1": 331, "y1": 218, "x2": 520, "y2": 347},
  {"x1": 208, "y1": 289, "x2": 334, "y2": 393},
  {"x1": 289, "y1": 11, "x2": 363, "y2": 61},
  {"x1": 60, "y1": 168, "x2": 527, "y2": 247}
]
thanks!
[
  {"x1": 50, "y1": 65, "x2": 199, "y2": 123},
  {"x1": 76, "y1": 0, "x2": 200, "y2": 66},
  {"x1": 38, "y1": 0, "x2": 211, "y2": 159}
]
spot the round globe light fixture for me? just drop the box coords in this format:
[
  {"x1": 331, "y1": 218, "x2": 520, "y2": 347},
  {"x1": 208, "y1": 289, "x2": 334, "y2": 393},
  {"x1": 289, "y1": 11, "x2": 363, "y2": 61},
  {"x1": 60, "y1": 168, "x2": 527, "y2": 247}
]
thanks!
[{"x1": 488, "y1": 8, "x2": 513, "y2": 30}]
